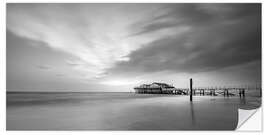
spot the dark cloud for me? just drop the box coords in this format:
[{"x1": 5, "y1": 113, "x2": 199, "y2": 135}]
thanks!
[
  {"x1": 111, "y1": 4, "x2": 261, "y2": 76},
  {"x1": 131, "y1": 3, "x2": 261, "y2": 36}
]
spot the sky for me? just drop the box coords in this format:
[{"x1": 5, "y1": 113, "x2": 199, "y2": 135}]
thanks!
[{"x1": 6, "y1": 3, "x2": 261, "y2": 92}]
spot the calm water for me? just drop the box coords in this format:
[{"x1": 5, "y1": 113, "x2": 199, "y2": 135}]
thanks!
[{"x1": 7, "y1": 92, "x2": 261, "y2": 130}]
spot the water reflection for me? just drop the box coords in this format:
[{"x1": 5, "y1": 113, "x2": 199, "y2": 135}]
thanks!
[
  {"x1": 239, "y1": 97, "x2": 246, "y2": 105},
  {"x1": 190, "y1": 102, "x2": 196, "y2": 125}
]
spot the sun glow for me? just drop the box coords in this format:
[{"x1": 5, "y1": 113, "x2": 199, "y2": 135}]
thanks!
[{"x1": 100, "y1": 79, "x2": 140, "y2": 86}]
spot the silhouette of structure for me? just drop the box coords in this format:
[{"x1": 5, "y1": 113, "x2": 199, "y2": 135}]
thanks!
[{"x1": 133, "y1": 80, "x2": 261, "y2": 98}]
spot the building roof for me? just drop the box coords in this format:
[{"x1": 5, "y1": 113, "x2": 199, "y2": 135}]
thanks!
[{"x1": 135, "y1": 82, "x2": 174, "y2": 89}]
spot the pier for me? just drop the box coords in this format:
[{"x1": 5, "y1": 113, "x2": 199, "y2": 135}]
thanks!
[
  {"x1": 135, "y1": 86, "x2": 257, "y2": 97},
  {"x1": 134, "y1": 80, "x2": 261, "y2": 98}
]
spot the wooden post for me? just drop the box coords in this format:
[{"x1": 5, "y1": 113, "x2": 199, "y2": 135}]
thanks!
[
  {"x1": 239, "y1": 89, "x2": 242, "y2": 97},
  {"x1": 260, "y1": 88, "x2": 262, "y2": 97},
  {"x1": 203, "y1": 89, "x2": 205, "y2": 96},
  {"x1": 190, "y1": 78, "x2": 193, "y2": 102}
]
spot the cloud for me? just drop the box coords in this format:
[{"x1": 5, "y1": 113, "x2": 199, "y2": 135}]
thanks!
[
  {"x1": 7, "y1": 4, "x2": 155, "y2": 79},
  {"x1": 109, "y1": 3, "x2": 261, "y2": 76},
  {"x1": 131, "y1": 3, "x2": 261, "y2": 36},
  {"x1": 6, "y1": 3, "x2": 261, "y2": 91},
  {"x1": 65, "y1": 59, "x2": 85, "y2": 67},
  {"x1": 56, "y1": 74, "x2": 65, "y2": 77},
  {"x1": 36, "y1": 65, "x2": 52, "y2": 70},
  {"x1": 7, "y1": 3, "x2": 261, "y2": 82}
]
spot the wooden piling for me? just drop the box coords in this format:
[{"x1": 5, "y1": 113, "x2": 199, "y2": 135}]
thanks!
[
  {"x1": 260, "y1": 88, "x2": 262, "y2": 97},
  {"x1": 203, "y1": 89, "x2": 205, "y2": 95},
  {"x1": 190, "y1": 78, "x2": 193, "y2": 102},
  {"x1": 239, "y1": 89, "x2": 242, "y2": 97}
]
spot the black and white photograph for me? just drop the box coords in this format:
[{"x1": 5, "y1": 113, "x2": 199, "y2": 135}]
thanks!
[{"x1": 5, "y1": 2, "x2": 262, "y2": 131}]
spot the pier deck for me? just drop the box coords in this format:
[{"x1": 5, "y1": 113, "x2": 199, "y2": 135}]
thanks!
[{"x1": 135, "y1": 87, "x2": 261, "y2": 97}]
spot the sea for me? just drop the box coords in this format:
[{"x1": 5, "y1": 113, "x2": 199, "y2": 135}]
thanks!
[{"x1": 6, "y1": 91, "x2": 261, "y2": 130}]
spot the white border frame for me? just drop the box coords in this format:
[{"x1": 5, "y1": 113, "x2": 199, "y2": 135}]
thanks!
[{"x1": 1, "y1": 0, "x2": 268, "y2": 135}]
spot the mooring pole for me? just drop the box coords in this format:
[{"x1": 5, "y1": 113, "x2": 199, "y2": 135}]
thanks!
[
  {"x1": 260, "y1": 88, "x2": 262, "y2": 97},
  {"x1": 190, "y1": 78, "x2": 193, "y2": 102}
]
